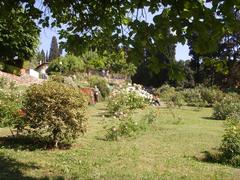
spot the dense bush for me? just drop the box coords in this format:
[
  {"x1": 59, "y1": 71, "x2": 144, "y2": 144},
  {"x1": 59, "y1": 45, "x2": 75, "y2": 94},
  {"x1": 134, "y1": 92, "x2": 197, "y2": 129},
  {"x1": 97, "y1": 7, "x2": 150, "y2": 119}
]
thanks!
[
  {"x1": 82, "y1": 50, "x2": 106, "y2": 70},
  {"x1": 157, "y1": 84, "x2": 226, "y2": 107},
  {"x1": 107, "y1": 91, "x2": 147, "y2": 117},
  {"x1": 3, "y1": 64, "x2": 21, "y2": 75},
  {"x1": 156, "y1": 85, "x2": 185, "y2": 107},
  {"x1": 169, "y1": 92, "x2": 185, "y2": 108},
  {"x1": 50, "y1": 75, "x2": 80, "y2": 88},
  {"x1": 105, "y1": 114, "x2": 149, "y2": 141},
  {"x1": 107, "y1": 95, "x2": 128, "y2": 117},
  {"x1": 181, "y1": 88, "x2": 208, "y2": 107},
  {"x1": 0, "y1": 89, "x2": 23, "y2": 130},
  {"x1": 220, "y1": 113, "x2": 240, "y2": 166},
  {"x1": 47, "y1": 55, "x2": 85, "y2": 75},
  {"x1": 49, "y1": 74, "x2": 65, "y2": 83},
  {"x1": 213, "y1": 97, "x2": 240, "y2": 120},
  {"x1": 106, "y1": 115, "x2": 140, "y2": 141},
  {"x1": 0, "y1": 81, "x2": 24, "y2": 132},
  {"x1": 22, "y1": 81, "x2": 87, "y2": 147},
  {"x1": 105, "y1": 107, "x2": 159, "y2": 141},
  {"x1": 198, "y1": 86, "x2": 224, "y2": 106},
  {"x1": 105, "y1": 50, "x2": 136, "y2": 76},
  {"x1": 155, "y1": 84, "x2": 176, "y2": 102},
  {"x1": 142, "y1": 108, "x2": 159, "y2": 124},
  {"x1": 88, "y1": 76, "x2": 110, "y2": 99}
]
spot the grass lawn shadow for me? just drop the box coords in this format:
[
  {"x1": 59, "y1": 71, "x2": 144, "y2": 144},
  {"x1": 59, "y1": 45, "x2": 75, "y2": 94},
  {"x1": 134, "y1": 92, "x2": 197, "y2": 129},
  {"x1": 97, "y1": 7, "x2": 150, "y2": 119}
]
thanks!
[
  {"x1": 0, "y1": 135, "x2": 71, "y2": 151},
  {"x1": 95, "y1": 136, "x2": 108, "y2": 141},
  {"x1": 193, "y1": 150, "x2": 225, "y2": 166},
  {"x1": 201, "y1": 116, "x2": 221, "y2": 121},
  {"x1": 0, "y1": 154, "x2": 39, "y2": 180},
  {"x1": 0, "y1": 154, "x2": 65, "y2": 179}
]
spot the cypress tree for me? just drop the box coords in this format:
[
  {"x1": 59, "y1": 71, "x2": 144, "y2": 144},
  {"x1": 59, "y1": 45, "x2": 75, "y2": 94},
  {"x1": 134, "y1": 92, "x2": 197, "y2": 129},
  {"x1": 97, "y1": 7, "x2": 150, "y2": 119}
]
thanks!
[
  {"x1": 45, "y1": 50, "x2": 49, "y2": 62},
  {"x1": 49, "y1": 36, "x2": 60, "y2": 61},
  {"x1": 40, "y1": 49, "x2": 45, "y2": 63}
]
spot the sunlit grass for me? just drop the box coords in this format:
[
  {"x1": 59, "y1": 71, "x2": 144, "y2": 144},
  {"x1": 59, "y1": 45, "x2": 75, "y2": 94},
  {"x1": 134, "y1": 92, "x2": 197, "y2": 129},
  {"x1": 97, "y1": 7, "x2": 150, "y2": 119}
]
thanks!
[{"x1": 0, "y1": 103, "x2": 239, "y2": 179}]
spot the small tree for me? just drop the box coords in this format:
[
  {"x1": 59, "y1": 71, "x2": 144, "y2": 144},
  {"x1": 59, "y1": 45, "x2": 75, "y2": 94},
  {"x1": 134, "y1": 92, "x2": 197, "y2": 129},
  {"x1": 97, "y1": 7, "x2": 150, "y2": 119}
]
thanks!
[{"x1": 22, "y1": 81, "x2": 87, "y2": 147}]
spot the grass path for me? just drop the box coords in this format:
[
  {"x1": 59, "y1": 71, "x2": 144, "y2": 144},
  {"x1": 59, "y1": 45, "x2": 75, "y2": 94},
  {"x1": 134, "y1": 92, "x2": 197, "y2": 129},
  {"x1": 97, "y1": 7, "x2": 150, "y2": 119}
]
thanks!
[{"x1": 0, "y1": 103, "x2": 239, "y2": 179}]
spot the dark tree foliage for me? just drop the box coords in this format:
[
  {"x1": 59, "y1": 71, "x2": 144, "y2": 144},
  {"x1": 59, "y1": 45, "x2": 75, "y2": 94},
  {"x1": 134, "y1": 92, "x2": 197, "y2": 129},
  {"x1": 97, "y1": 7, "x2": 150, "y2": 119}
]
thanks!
[
  {"x1": 132, "y1": 42, "x2": 185, "y2": 87},
  {"x1": 48, "y1": 36, "x2": 60, "y2": 62},
  {"x1": 187, "y1": 7, "x2": 240, "y2": 88},
  {"x1": 0, "y1": 7, "x2": 39, "y2": 67},
  {"x1": 179, "y1": 60, "x2": 196, "y2": 88},
  {"x1": 188, "y1": 41, "x2": 205, "y2": 84},
  {"x1": 59, "y1": 47, "x2": 63, "y2": 56},
  {"x1": 219, "y1": 33, "x2": 240, "y2": 62},
  {"x1": 208, "y1": 32, "x2": 240, "y2": 88},
  {"x1": 188, "y1": 31, "x2": 240, "y2": 88}
]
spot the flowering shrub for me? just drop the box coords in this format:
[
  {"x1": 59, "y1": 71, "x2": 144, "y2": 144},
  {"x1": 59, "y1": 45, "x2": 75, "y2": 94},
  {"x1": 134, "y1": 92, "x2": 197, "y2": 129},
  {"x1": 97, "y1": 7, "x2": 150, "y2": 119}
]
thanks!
[
  {"x1": 220, "y1": 113, "x2": 240, "y2": 166},
  {"x1": 213, "y1": 97, "x2": 240, "y2": 120},
  {"x1": 22, "y1": 81, "x2": 87, "y2": 147},
  {"x1": 0, "y1": 88, "x2": 23, "y2": 131},
  {"x1": 105, "y1": 107, "x2": 160, "y2": 141},
  {"x1": 107, "y1": 91, "x2": 147, "y2": 117},
  {"x1": 105, "y1": 114, "x2": 147, "y2": 141},
  {"x1": 142, "y1": 108, "x2": 160, "y2": 124},
  {"x1": 106, "y1": 116, "x2": 138, "y2": 141}
]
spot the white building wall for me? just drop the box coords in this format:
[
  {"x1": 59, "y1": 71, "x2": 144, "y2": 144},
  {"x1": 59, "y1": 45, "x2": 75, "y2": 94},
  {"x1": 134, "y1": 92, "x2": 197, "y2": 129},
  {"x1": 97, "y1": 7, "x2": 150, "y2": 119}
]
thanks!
[{"x1": 29, "y1": 69, "x2": 39, "y2": 79}]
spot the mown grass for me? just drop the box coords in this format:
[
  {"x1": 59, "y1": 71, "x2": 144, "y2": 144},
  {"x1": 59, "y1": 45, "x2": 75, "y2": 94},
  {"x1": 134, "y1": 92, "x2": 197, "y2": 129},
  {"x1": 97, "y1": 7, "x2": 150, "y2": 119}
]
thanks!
[{"x1": 0, "y1": 103, "x2": 239, "y2": 179}]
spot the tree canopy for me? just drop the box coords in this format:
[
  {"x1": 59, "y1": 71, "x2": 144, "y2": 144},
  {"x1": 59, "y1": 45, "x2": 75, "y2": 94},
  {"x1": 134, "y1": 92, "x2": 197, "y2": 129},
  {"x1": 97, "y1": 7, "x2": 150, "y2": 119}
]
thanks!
[
  {"x1": 0, "y1": 0, "x2": 239, "y2": 70},
  {"x1": 0, "y1": 6, "x2": 39, "y2": 67}
]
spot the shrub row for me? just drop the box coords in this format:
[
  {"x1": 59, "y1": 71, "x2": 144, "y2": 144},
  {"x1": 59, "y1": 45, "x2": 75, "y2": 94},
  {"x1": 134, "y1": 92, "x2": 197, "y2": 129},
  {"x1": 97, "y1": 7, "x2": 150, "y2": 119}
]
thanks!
[
  {"x1": 213, "y1": 97, "x2": 240, "y2": 120},
  {"x1": 156, "y1": 84, "x2": 226, "y2": 108}
]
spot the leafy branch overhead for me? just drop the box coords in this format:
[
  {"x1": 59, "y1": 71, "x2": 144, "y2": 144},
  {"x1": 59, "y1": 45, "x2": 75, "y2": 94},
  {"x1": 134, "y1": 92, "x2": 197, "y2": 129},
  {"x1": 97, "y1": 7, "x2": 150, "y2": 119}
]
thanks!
[{"x1": 0, "y1": 1, "x2": 239, "y2": 69}]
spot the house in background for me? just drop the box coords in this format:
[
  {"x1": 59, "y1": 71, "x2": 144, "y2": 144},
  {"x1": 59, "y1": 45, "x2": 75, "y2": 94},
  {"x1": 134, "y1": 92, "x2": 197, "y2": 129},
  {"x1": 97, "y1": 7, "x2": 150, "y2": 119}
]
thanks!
[
  {"x1": 35, "y1": 62, "x2": 49, "y2": 79},
  {"x1": 28, "y1": 69, "x2": 39, "y2": 79}
]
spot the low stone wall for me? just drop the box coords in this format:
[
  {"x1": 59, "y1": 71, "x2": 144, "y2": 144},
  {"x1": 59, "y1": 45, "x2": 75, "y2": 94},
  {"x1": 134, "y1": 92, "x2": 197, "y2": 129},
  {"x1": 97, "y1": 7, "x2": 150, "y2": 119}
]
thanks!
[{"x1": 0, "y1": 71, "x2": 44, "y2": 86}]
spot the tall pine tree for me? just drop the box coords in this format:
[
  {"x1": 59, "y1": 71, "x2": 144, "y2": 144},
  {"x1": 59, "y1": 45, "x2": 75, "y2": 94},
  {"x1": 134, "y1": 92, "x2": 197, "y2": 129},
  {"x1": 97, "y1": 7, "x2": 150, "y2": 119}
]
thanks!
[{"x1": 48, "y1": 36, "x2": 59, "y2": 61}]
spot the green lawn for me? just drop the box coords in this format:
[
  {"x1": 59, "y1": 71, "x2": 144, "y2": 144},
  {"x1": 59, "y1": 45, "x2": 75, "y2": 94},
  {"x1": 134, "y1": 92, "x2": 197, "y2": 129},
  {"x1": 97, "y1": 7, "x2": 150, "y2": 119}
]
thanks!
[{"x1": 0, "y1": 103, "x2": 239, "y2": 179}]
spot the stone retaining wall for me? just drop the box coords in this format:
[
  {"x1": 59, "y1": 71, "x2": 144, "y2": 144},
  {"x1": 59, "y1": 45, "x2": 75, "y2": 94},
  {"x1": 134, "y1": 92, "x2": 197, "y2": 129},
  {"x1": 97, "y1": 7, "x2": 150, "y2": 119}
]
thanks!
[{"x1": 0, "y1": 71, "x2": 44, "y2": 86}]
